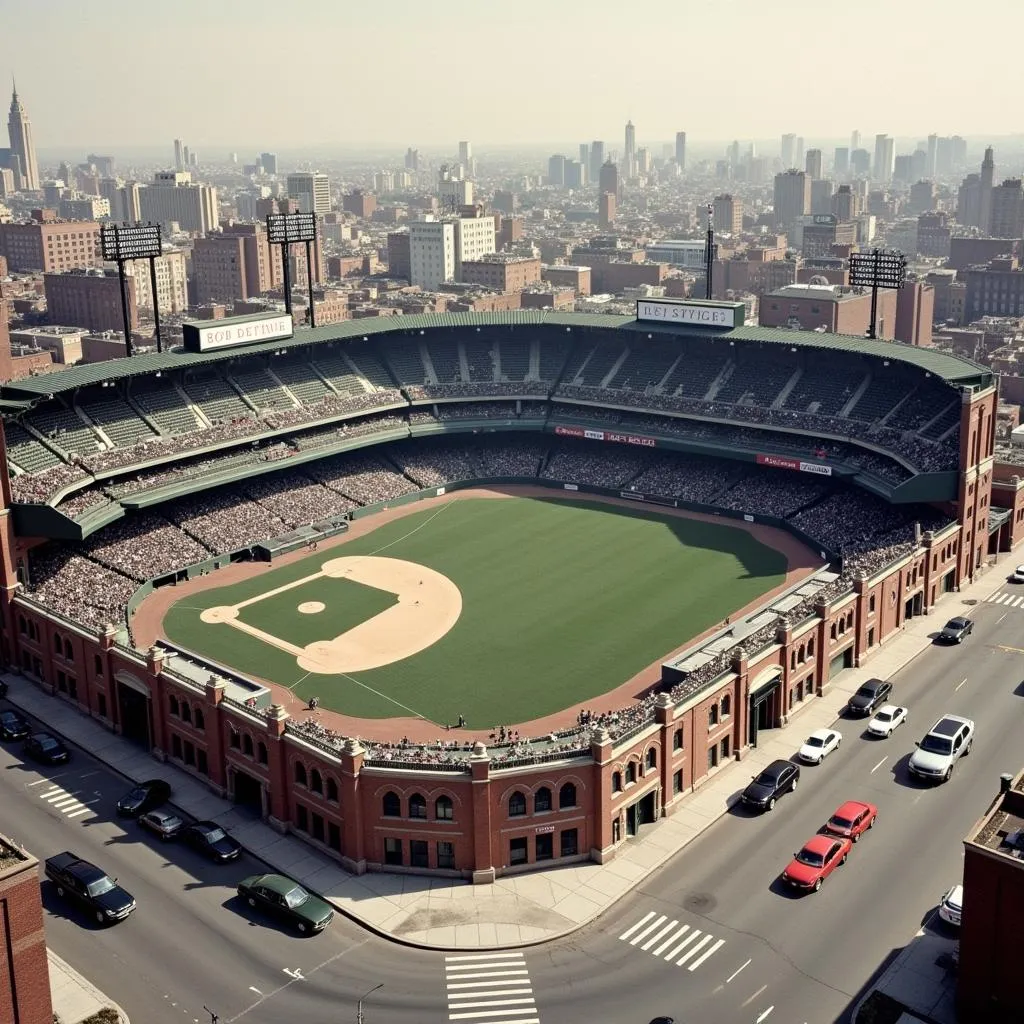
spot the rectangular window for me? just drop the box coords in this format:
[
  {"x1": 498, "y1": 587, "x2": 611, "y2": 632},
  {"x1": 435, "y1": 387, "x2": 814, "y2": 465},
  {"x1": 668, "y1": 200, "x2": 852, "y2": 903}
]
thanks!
[
  {"x1": 328, "y1": 822, "x2": 341, "y2": 852},
  {"x1": 97, "y1": 693, "x2": 107, "y2": 719},
  {"x1": 437, "y1": 841, "x2": 455, "y2": 870},
  {"x1": 311, "y1": 813, "x2": 325, "y2": 843},
  {"x1": 384, "y1": 838, "x2": 403, "y2": 866},
  {"x1": 720, "y1": 737, "x2": 730, "y2": 761},
  {"x1": 509, "y1": 837, "x2": 528, "y2": 866},
  {"x1": 410, "y1": 840, "x2": 429, "y2": 868},
  {"x1": 296, "y1": 804, "x2": 309, "y2": 832},
  {"x1": 708, "y1": 746, "x2": 718, "y2": 770},
  {"x1": 673, "y1": 728, "x2": 683, "y2": 751},
  {"x1": 560, "y1": 828, "x2": 579, "y2": 857},
  {"x1": 673, "y1": 769, "x2": 683, "y2": 795},
  {"x1": 197, "y1": 749, "x2": 208, "y2": 776},
  {"x1": 535, "y1": 833, "x2": 554, "y2": 861}
]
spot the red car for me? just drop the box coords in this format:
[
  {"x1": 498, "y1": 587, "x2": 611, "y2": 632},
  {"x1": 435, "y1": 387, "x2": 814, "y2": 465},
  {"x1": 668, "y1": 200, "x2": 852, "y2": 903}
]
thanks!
[
  {"x1": 782, "y1": 834, "x2": 852, "y2": 893},
  {"x1": 822, "y1": 800, "x2": 878, "y2": 842}
]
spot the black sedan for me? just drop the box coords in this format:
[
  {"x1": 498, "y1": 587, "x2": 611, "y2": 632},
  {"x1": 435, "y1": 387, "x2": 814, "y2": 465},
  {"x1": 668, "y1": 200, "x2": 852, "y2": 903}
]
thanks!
[
  {"x1": 138, "y1": 809, "x2": 186, "y2": 841},
  {"x1": 24, "y1": 731, "x2": 70, "y2": 764},
  {"x1": 0, "y1": 708, "x2": 30, "y2": 741},
  {"x1": 740, "y1": 759, "x2": 800, "y2": 812},
  {"x1": 182, "y1": 821, "x2": 241, "y2": 863},
  {"x1": 937, "y1": 617, "x2": 974, "y2": 644},
  {"x1": 845, "y1": 678, "x2": 892, "y2": 717},
  {"x1": 237, "y1": 873, "x2": 334, "y2": 934},
  {"x1": 117, "y1": 778, "x2": 172, "y2": 817}
]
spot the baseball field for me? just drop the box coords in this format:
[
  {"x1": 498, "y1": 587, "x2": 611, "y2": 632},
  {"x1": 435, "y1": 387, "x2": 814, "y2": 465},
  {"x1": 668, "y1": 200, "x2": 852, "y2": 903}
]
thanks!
[{"x1": 161, "y1": 496, "x2": 788, "y2": 725}]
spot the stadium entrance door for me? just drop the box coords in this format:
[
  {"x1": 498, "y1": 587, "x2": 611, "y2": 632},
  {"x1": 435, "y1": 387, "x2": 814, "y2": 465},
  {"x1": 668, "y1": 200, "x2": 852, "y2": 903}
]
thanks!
[
  {"x1": 748, "y1": 669, "x2": 781, "y2": 748},
  {"x1": 231, "y1": 767, "x2": 265, "y2": 815},
  {"x1": 115, "y1": 674, "x2": 152, "y2": 748},
  {"x1": 625, "y1": 791, "x2": 657, "y2": 837}
]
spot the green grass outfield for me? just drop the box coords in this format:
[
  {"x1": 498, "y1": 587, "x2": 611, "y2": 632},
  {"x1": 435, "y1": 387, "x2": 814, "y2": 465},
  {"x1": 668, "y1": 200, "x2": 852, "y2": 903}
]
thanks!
[{"x1": 162, "y1": 497, "x2": 787, "y2": 726}]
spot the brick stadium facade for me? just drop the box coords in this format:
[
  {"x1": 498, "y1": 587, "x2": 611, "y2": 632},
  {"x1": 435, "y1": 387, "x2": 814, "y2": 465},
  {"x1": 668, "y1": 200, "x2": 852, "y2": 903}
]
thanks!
[{"x1": 0, "y1": 311, "x2": 1003, "y2": 882}]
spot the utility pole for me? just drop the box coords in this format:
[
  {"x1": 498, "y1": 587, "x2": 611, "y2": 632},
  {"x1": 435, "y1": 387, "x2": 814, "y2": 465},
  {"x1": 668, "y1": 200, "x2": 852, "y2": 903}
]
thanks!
[{"x1": 357, "y1": 982, "x2": 383, "y2": 1023}]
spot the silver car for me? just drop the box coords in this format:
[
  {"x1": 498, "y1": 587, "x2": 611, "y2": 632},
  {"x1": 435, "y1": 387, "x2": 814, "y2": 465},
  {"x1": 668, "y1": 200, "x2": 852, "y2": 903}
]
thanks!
[{"x1": 908, "y1": 715, "x2": 974, "y2": 783}]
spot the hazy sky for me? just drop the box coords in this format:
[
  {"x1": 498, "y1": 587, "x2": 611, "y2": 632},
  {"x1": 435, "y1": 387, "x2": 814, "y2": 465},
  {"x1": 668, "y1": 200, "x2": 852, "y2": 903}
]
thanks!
[{"x1": 3, "y1": 0, "x2": 1023, "y2": 153}]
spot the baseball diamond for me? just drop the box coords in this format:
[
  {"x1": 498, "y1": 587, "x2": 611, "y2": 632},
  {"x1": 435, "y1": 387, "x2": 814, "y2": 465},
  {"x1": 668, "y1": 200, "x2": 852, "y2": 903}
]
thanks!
[{"x1": 162, "y1": 496, "x2": 789, "y2": 724}]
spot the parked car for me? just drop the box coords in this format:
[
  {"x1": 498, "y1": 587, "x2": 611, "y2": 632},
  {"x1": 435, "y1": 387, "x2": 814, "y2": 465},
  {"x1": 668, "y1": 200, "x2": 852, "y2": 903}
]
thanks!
[
  {"x1": 44, "y1": 852, "x2": 136, "y2": 925},
  {"x1": 24, "y1": 732, "x2": 70, "y2": 764},
  {"x1": 822, "y1": 800, "x2": 878, "y2": 842},
  {"x1": 938, "y1": 884, "x2": 963, "y2": 926},
  {"x1": 740, "y1": 759, "x2": 800, "y2": 812},
  {"x1": 846, "y1": 678, "x2": 892, "y2": 717},
  {"x1": 137, "y1": 809, "x2": 185, "y2": 841},
  {"x1": 798, "y1": 728, "x2": 842, "y2": 765},
  {"x1": 909, "y1": 715, "x2": 975, "y2": 783},
  {"x1": 181, "y1": 821, "x2": 241, "y2": 863},
  {"x1": 1011, "y1": 566, "x2": 1024, "y2": 584},
  {"x1": 117, "y1": 779, "x2": 171, "y2": 818},
  {"x1": 782, "y1": 834, "x2": 852, "y2": 893},
  {"x1": 937, "y1": 617, "x2": 973, "y2": 644},
  {"x1": 237, "y1": 873, "x2": 334, "y2": 934},
  {"x1": 0, "y1": 679, "x2": 8, "y2": 697},
  {"x1": 0, "y1": 708, "x2": 30, "y2": 741},
  {"x1": 867, "y1": 704, "x2": 907, "y2": 738}
]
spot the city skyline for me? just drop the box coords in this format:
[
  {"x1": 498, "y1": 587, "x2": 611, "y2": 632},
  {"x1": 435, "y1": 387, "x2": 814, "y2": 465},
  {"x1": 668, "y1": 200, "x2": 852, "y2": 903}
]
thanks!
[{"x1": 2, "y1": 0, "x2": 1024, "y2": 150}]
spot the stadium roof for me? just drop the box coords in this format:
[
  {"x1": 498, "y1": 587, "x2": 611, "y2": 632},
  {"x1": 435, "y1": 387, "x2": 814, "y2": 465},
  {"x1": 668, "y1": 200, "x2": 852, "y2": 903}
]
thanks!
[{"x1": 0, "y1": 310, "x2": 992, "y2": 401}]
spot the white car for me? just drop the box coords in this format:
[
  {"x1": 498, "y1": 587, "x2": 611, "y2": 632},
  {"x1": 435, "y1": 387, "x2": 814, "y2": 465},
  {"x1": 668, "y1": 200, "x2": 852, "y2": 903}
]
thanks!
[
  {"x1": 1012, "y1": 565, "x2": 1024, "y2": 584},
  {"x1": 797, "y1": 728, "x2": 842, "y2": 764},
  {"x1": 867, "y1": 704, "x2": 908, "y2": 738},
  {"x1": 938, "y1": 884, "x2": 963, "y2": 926}
]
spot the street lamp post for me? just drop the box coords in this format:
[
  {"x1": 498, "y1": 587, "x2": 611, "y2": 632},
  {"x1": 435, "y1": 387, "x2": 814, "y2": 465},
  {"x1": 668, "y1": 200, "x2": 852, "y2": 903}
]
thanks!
[{"x1": 356, "y1": 982, "x2": 383, "y2": 1023}]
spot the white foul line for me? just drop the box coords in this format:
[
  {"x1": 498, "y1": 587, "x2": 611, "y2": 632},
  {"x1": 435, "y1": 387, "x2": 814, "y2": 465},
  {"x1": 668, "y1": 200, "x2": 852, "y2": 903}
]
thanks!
[
  {"x1": 725, "y1": 958, "x2": 751, "y2": 983},
  {"x1": 871, "y1": 757, "x2": 887, "y2": 773}
]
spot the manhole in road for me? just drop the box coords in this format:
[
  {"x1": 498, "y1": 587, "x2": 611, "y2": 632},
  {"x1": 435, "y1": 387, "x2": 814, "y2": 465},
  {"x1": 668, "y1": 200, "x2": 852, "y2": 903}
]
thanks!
[
  {"x1": 962, "y1": 599, "x2": 978, "y2": 606},
  {"x1": 683, "y1": 892, "x2": 717, "y2": 914}
]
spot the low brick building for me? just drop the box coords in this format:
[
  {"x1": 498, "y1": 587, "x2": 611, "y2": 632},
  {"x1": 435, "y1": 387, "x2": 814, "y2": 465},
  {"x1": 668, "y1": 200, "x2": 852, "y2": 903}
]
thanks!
[
  {"x1": 459, "y1": 254, "x2": 541, "y2": 292},
  {"x1": 542, "y1": 264, "x2": 591, "y2": 296}
]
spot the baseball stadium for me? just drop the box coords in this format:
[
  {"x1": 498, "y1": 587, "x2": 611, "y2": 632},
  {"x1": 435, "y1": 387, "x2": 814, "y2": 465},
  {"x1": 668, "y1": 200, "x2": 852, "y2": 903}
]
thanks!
[{"x1": 0, "y1": 302, "x2": 1001, "y2": 880}]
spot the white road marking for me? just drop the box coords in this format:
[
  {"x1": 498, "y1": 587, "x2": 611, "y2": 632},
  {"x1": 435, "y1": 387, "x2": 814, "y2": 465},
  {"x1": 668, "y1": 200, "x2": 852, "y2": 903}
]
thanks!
[
  {"x1": 725, "y1": 958, "x2": 751, "y2": 983},
  {"x1": 444, "y1": 950, "x2": 538, "y2": 1023},
  {"x1": 39, "y1": 785, "x2": 92, "y2": 819},
  {"x1": 955, "y1": 677, "x2": 967, "y2": 691},
  {"x1": 756, "y1": 1008, "x2": 775, "y2": 1022},
  {"x1": 652, "y1": 922, "x2": 689, "y2": 957},
  {"x1": 742, "y1": 985, "x2": 768, "y2": 1007},
  {"x1": 447, "y1": 980, "x2": 532, "y2": 990},
  {"x1": 629, "y1": 913, "x2": 666, "y2": 945},
  {"x1": 997, "y1": 612, "x2": 1008, "y2": 624},
  {"x1": 65, "y1": 808, "x2": 91, "y2": 819},
  {"x1": 676, "y1": 933, "x2": 714, "y2": 967},
  {"x1": 281, "y1": 968, "x2": 304, "y2": 980},
  {"x1": 447, "y1": 952, "x2": 530, "y2": 962},
  {"x1": 996, "y1": 593, "x2": 1010, "y2": 604},
  {"x1": 667, "y1": 929, "x2": 701, "y2": 961},
  {"x1": 871, "y1": 757, "x2": 887, "y2": 773},
  {"x1": 446, "y1": 970, "x2": 529, "y2": 981},
  {"x1": 447, "y1": 960, "x2": 524, "y2": 971},
  {"x1": 448, "y1": 989, "x2": 533, "y2": 999},
  {"x1": 641, "y1": 918, "x2": 678, "y2": 950},
  {"x1": 447, "y1": 998, "x2": 536, "y2": 1009},
  {"x1": 248, "y1": 987, "x2": 262, "y2": 995},
  {"x1": 689, "y1": 938, "x2": 726, "y2": 971},
  {"x1": 618, "y1": 910, "x2": 655, "y2": 941}
]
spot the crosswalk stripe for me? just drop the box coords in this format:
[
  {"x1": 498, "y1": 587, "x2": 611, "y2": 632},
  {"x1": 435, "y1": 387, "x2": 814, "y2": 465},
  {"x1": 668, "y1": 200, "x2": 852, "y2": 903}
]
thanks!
[
  {"x1": 677, "y1": 933, "x2": 714, "y2": 966},
  {"x1": 448, "y1": 1009, "x2": 538, "y2": 1020},
  {"x1": 997, "y1": 593, "x2": 1011, "y2": 604},
  {"x1": 652, "y1": 922, "x2": 688, "y2": 957},
  {"x1": 641, "y1": 919, "x2": 678, "y2": 951},
  {"x1": 629, "y1": 913, "x2": 666, "y2": 945},
  {"x1": 665, "y1": 928, "x2": 699, "y2": 960},
  {"x1": 447, "y1": 960, "x2": 524, "y2": 972},
  {"x1": 51, "y1": 796, "x2": 81, "y2": 808},
  {"x1": 449, "y1": 1020, "x2": 538, "y2": 1024},
  {"x1": 448, "y1": 998, "x2": 536, "y2": 1009},
  {"x1": 65, "y1": 808, "x2": 91, "y2": 819},
  {"x1": 446, "y1": 952, "x2": 527, "y2": 962},
  {"x1": 448, "y1": 989, "x2": 533, "y2": 999},
  {"x1": 446, "y1": 970, "x2": 529, "y2": 981},
  {"x1": 618, "y1": 910, "x2": 655, "y2": 941},
  {"x1": 986, "y1": 592, "x2": 997, "y2": 602},
  {"x1": 688, "y1": 938, "x2": 725, "y2": 971},
  {"x1": 40, "y1": 786, "x2": 62, "y2": 797},
  {"x1": 44, "y1": 790, "x2": 74, "y2": 802},
  {"x1": 447, "y1": 980, "x2": 532, "y2": 990},
  {"x1": 1012, "y1": 596, "x2": 1023, "y2": 607}
]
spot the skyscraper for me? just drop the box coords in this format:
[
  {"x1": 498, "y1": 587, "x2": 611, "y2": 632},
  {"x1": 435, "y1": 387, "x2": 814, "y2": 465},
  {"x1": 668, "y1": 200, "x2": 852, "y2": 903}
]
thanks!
[
  {"x1": 173, "y1": 139, "x2": 184, "y2": 172},
  {"x1": 927, "y1": 134, "x2": 938, "y2": 178},
  {"x1": 795, "y1": 137, "x2": 805, "y2": 171},
  {"x1": 579, "y1": 143, "x2": 589, "y2": 171},
  {"x1": 260, "y1": 152, "x2": 278, "y2": 175},
  {"x1": 980, "y1": 146, "x2": 995, "y2": 233},
  {"x1": 7, "y1": 81, "x2": 40, "y2": 191},
  {"x1": 873, "y1": 134, "x2": 895, "y2": 183},
  {"x1": 834, "y1": 147, "x2": 850, "y2": 176},
  {"x1": 624, "y1": 121, "x2": 636, "y2": 177},
  {"x1": 773, "y1": 169, "x2": 810, "y2": 229},
  {"x1": 850, "y1": 130, "x2": 861, "y2": 152},
  {"x1": 675, "y1": 131, "x2": 686, "y2": 170},
  {"x1": 286, "y1": 171, "x2": 331, "y2": 215},
  {"x1": 988, "y1": 178, "x2": 1022, "y2": 238},
  {"x1": 599, "y1": 160, "x2": 619, "y2": 201},
  {"x1": 547, "y1": 155, "x2": 566, "y2": 186},
  {"x1": 781, "y1": 134, "x2": 796, "y2": 169},
  {"x1": 805, "y1": 149, "x2": 823, "y2": 180},
  {"x1": 589, "y1": 141, "x2": 605, "y2": 184}
]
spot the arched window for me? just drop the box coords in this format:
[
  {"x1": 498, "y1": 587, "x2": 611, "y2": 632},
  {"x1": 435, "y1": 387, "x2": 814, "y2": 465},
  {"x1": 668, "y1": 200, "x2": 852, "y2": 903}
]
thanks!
[
  {"x1": 169, "y1": 695, "x2": 179, "y2": 716},
  {"x1": 53, "y1": 633, "x2": 62, "y2": 655},
  {"x1": 435, "y1": 795, "x2": 453, "y2": 820},
  {"x1": 534, "y1": 787, "x2": 552, "y2": 813},
  {"x1": 830, "y1": 622, "x2": 837, "y2": 641},
  {"x1": 194, "y1": 708, "x2": 205, "y2": 730},
  {"x1": 721, "y1": 694, "x2": 731, "y2": 718},
  {"x1": 559, "y1": 782, "x2": 576, "y2": 809},
  {"x1": 294, "y1": 761, "x2": 307, "y2": 786},
  {"x1": 257, "y1": 741, "x2": 268, "y2": 764},
  {"x1": 242, "y1": 734, "x2": 254, "y2": 757},
  {"x1": 310, "y1": 769, "x2": 323, "y2": 794},
  {"x1": 625, "y1": 761, "x2": 637, "y2": 784},
  {"x1": 645, "y1": 748, "x2": 657, "y2": 770},
  {"x1": 229, "y1": 728, "x2": 240, "y2": 750},
  {"x1": 181, "y1": 703, "x2": 192, "y2": 724},
  {"x1": 409, "y1": 793, "x2": 427, "y2": 819},
  {"x1": 94, "y1": 654, "x2": 103, "y2": 677},
  {"x1": 64, "y1": 639, "x2": 73, "y2": 660},
  {"x1": 790, "y1": 650, "x2": 797, "y2": 670},
  {"x1": 326, "y1": 777, "x2": 339, "y2": 802},
  {"x1": 807, "y1": 637, "x2": 815, "y2": 656},
  {"x1": 382, "y1": 791, "x2": 401, "y2": 817},
  {"x1": 508, "y1": 791, "x2": 526, "y2": 817},
  {"x1": 612, "y1": 771, "x2": 622, "y2": 793}
]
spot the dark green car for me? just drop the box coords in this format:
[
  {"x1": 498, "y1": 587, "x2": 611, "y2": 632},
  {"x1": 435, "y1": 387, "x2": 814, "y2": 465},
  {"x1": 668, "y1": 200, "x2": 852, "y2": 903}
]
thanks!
[{"x1": 237, "y1": 873, "x2": 334, "y2": 934}]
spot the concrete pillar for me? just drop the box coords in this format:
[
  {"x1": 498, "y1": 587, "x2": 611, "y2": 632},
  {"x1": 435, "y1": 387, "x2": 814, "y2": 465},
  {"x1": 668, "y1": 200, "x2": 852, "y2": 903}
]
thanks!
[
  {"x1": 202, "y1": 677, "x2": 227, "y2": 792},
  {"x1": 590, "y1": 727, "x2": 615, "y2": 862},
  {"x1": 264, "y1": 704, "x2": 290, "y2": 830},
  {"x1": 340, "y1": 738, "x2": 366, "y2": 874},
  {"x1": 469, "y1": 742, "x2": 495, "y2": 883}
]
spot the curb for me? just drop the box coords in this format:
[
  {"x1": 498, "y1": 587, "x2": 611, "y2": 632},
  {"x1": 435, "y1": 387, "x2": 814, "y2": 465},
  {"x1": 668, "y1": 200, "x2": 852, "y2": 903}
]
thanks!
[{"x1": 49, "y1": 949, "x2": 131, "y2": 1024}]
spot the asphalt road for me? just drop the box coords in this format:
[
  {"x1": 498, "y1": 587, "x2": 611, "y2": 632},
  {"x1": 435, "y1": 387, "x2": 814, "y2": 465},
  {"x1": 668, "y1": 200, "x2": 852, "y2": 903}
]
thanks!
[{"x1": 4, "y1": 587, "x2": 1023, "y2": 1024}]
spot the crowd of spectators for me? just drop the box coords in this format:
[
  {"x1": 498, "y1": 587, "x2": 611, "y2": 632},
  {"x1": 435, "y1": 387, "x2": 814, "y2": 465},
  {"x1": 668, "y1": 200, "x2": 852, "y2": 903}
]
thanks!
[
  {"x1": 405, "y1": 382, "x2": 546, "y2": 401},
  {"x1": 27, "y1": 549, "x2": 136, "y2": 630},
  {"x1": 388, "y1": 443, "x2": 477, "y2": 489},
  {"x1": 84, "y1": 514, "x2": 211, "y2": 582},
  {"x1": 542, "y1": 447, "x2": 651, "y2": 489},
  {"x1": 10, "y1": 463, "x2": 88, "y2": 504},
  {"x1": 306, "y1": 452, "x2": 418, "y2": 506},
  {"x1": 244, "y1": 472, "x2": 358, "y2": 527}
]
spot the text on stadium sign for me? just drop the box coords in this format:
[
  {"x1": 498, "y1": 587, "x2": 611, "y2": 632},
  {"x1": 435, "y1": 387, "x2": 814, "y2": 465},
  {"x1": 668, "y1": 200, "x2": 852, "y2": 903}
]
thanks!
[
  {"x1": 186, "y1": 314, "x2": 294, "y2": 352},
  {"x1": 635, "y1": 299, "x2": 742, "y2": 328}
]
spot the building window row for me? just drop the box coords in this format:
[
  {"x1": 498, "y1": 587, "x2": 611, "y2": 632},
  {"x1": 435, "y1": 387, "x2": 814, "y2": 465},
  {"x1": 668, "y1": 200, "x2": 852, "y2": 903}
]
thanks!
[
  {"x1": 612, "y1": 751, "x2": 660, "y2": 793},
  {"x1": 293, "y1": 762, "x2": 339, "y2": 803},
  {"x1": 228, "y1": 727, "x2": 268, "y2": 765},
  {"x1": 168, "y1": 694, "x2": 205, "y2": 731},
  {"x1": 383, "y1": 837, "x2": 456, "y2": 870},
  {"x1": 507, "y1": 782, "x2": 577, "y2": 818},
  {"x1": 788, "y1": 638, "x2": 815, "y2": 671},
  {"x1": 294, "y1": 803, "x2": 342, "y2": 854},
  {"x1": 830, "y1": 610, "x2": 854, "y2": 641},
  {"x1": 52, "y1": 632, "x2": 74, "y2": 661},
  {"x1": 382, "y1": 791, "x2": 454, "y2": 821},
  {"x1": 170, "y1": 732, "x2": 208, "y2": 776},
  {"x1": 509, "y1": 827, "x2": 578, "y2": 867},
  {"x1": 708, "y1": 695, "x2": 731, "y2": 727}
]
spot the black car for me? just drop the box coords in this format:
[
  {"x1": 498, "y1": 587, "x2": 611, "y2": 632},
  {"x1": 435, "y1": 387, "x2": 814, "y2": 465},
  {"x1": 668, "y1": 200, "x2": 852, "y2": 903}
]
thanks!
[
  {"x1": 44, "y1": 851, "x2": 136, "y2": 926},
  {"x1": 117, "y1": 778, "x2": 171, "y2": 817},
  {"x1": 0, "y1": 708, "x2": 30, "y2": 741},
  {"x1": 845, "y1": 678, "x2": 892, "y2": 717},
  {"x1": 938, "y1": 617, "x2": 974, "y2": 644},
  {"x1": 138, "y1": 809, "x2": 186, "y2": 841},
  {"x1": 182, "y1": 821, "x2": 242, "y2": 863},
  {"x1": 24, "y1": 731, "x2": 70, "y2": 764},
  {"x1": 740, "y1": 759, "x2": 800, "y2": 812}
]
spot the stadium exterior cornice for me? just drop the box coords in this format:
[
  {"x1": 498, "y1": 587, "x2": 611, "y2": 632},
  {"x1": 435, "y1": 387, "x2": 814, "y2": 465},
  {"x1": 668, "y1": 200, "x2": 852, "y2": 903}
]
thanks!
[{"x1": 0, "y1": 311, "x2": 993, "y2": 404}]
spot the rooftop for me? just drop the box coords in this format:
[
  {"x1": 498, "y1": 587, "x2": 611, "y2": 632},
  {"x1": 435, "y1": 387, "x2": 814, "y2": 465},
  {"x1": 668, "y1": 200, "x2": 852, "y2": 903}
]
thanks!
[
  {"x1": 968, "y1": 769, "x2": 1024, "y2": 864},
  {"x1": 0, "y1": 833, "x2": 31, "y2": 873}
]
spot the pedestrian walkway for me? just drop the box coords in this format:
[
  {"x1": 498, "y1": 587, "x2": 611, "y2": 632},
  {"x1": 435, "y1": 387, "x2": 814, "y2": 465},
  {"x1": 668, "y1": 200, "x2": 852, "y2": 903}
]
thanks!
[
  {"x1": 618, "y1": 910, "x2": 727, "y2": 972},
  {"x1": 984, "y1": 587, "x2": 1024, "y2": 609},
  {"x1": 4, "y1": 562, "x2": 1006, "y2": 951},
  {"x1": 443, "y1": 951, "x2": 540, "y2": 1024},
  {"x1": 49, "y1": 949, "x2": 131, "y2": 1024}
]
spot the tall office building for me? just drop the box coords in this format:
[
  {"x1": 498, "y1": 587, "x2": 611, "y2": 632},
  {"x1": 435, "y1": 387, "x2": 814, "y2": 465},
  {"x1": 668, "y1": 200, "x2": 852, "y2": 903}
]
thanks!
[
  {"x1": 773, "y1": 169, "x2": 811, "y2": 229},
  {"x1": 713, "y1": 194, "x2": 743, "y2": 235},
  {"x1": 980, "y1": 147, "x2": 995, "y2": 233},
  {"x1": 409, "y1": 217, "x2": 456, "y2": 291},
  {"x1": 579, "y1": 143, "x2": 589, "y2": 172},
  {"x1": 599, "y1": 160, "x2": 619, "y2": 201},
  {"x1": 589, "y1": 141, "x2": 605, "y2": 184},
  {"x1": 286, "y1": 171, "x2": 331, "y2": 215},
  {"x1": 805, "y1": 149, "x2": 823, "y2": 180},
  {"x1": 7, "y1": 82, "x2": 40, "y2": 191},
  {"x1": 405, "y1": 147, "x2": 420, "y2": 172},
  {"x1": 138, "y1": 171, "x2": 219, "y2": 233},
  {"x1": 624, "y1": 120, "x2": 636, "y2": 177},
  {"x1": 438, "y1": 167, "x2": 473, "y2": 208},
  {"x1": 988, "y1": 179, "x2": 1024, "y2": 238},
  {"x1": 260, "y1": 152, "x2": 278, "y2": 175},
  {"x1": 781, "y1": 133, "x2": 796, "y2": 168},
  {"x1": 850, "y1": 129, "x2": 861, "y2": 151},
  {"x1": 873, "y1": 134, "x2": 895, "y2": 183},
  {"x1": 459, "y1": 140, "x2": 472, "y2": 166},
  {"x1": 453, "y1": 215, "x2": 496, "y2": 274},
  {"x1": 564, "y1": 159, "x2": 586, "y2": 189},
  {"x1": 834, "y1": 147, "x2": 850, "y2": 176},
  {"x1": 173, "y1": 139, "x2": 184, "y2": 172},
  {"x1": 124, "y1": 249, "x2": 189, "y2": 313},
  {"x1": 675, "y1": 131, "x2": 686, "y2": 170},
  {"x1": 795, "y1": 137, "x2": 805, "y2": 170},
  {"x1": 548, "y1": 154, "x2": 566, "y2": 186},
  {"x1": 926, "y1": 134, "x2": 938, "y2": 178}
]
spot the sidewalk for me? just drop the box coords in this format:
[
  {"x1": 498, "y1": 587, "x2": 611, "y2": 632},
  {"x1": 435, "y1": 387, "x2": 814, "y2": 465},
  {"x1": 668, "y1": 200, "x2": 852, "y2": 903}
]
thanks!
[
  {"x1": 5, "y1": 562, "x2": 1006, "y2": 951},
  {"x1": 50, "y1": 949, "x2": 131, "y2": 1024}
]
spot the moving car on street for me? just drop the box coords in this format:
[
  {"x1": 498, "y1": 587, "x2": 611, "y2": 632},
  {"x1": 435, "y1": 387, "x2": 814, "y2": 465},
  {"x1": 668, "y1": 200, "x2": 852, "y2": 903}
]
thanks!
[
  {"x1": 182, "y1": 821, "x2": 241, "y2": 862},
  {"x1": 138, "y1": 809, "x2": 186, "y2": 841},
  {"x1": 909, "y1": 714, "x2": 975, "y2": 783},
  {"x1": 117, "y1": 778, "x2": 172, "y2": 817},
  {"x1": 845, "y1": 678, "x2": 892, "y2": 717},
  {"x1": 741, "y1": 759, "x2": 800, "y2": 812},
  {"x1": 937, "y1": 617, "x2": 974, "y2": 644},
  {"x1": 938, "y1": 884, "x2": 963, "y2": 926},
  {"x1": 237, "y1": 873, "x2": 334, "y2": 934},
  {"x1": 867, "y1": 704, "x2": 908, "y2": 738},
  {"x1": 798, "y1": 728, "x2": 842, "y2": 764},
  {"x1": 1010, "y1": 566, "x2": 1024, "y2": 584},
  {"x1": 822, "y1": 800, "x2": 878, "y2": 842},
  {"x1": 44, "y1": 852, "x2": 136, "y2": 925},
  {"x1": 24, "y1": 731, "x2": 70, "y2": 764},
  {"x1": 782, "y1": 834, "x2": 852, "y2": 893},
  {"x1": 0, "y1": 708, "x2": 30, "y2": 741}
]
